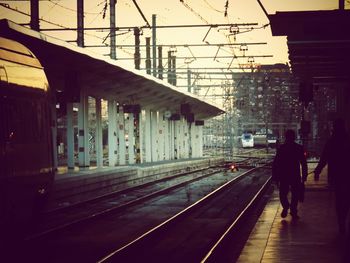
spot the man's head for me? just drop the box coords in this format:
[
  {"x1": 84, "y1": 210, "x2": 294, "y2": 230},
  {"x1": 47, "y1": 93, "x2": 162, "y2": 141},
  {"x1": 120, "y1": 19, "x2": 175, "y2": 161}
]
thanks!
[{"x1": 285, "y1": 129, "x2": 295, "y2": 143}]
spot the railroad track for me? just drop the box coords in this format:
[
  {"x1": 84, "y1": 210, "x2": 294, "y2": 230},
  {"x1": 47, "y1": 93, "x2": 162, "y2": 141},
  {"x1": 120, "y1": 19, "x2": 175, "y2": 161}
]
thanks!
[
  {"x1": 29, "y1": 157, "x2": 268, "y2": 240},
  {"x1": 98, "y1": 165, "x2": 272, "y2": 263},
  {"x1": 4, "y1": 158, "x2": 273, "y2": 263},
  {"x1": 25, "y1": 166, "x2": 225, "y2": 239}
]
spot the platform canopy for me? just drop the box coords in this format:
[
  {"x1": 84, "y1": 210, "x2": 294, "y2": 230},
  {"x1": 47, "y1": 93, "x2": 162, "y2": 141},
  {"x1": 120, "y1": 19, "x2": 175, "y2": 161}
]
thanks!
[
  {"x1": 0, "y1": 19, "x2": 224, "y2": 120},
  {"x1": 268, "y1": 10, "x2": 350, "y2": 85}
]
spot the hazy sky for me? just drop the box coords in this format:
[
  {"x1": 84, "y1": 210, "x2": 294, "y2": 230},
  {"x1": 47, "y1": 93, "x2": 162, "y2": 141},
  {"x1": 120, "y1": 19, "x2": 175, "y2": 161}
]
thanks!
[{"x1": 0, "y1": 0, "x2": 346, "y2": 96}]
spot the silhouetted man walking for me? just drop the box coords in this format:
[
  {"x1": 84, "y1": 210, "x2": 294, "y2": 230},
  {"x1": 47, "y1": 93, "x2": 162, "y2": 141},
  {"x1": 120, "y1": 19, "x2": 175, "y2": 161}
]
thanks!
[
  {"x1": 314, "y1": 119, "x2": 350, "y2": 235},
  {"x1": 272, "y1": 129, "x2": 308, "y2": 219}
]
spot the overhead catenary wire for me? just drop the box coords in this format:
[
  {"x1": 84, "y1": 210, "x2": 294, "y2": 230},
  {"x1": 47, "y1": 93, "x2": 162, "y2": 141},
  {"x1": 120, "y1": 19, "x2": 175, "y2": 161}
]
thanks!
[
  {"x1": 84, "y1": 42, "x2": 267, "y2": 48},
  {"x1": 38, "y1": 22, "x2": 259, "y2": 31},
  {"x1": 113, "y1": 54, "x2": 273, "y2": 60}
]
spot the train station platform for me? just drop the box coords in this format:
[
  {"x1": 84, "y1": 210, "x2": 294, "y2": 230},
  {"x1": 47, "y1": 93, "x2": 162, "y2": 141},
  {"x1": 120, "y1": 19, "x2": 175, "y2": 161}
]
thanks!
[{"x1": 237, "y1": 163, "x2": 350, "y2": 263}]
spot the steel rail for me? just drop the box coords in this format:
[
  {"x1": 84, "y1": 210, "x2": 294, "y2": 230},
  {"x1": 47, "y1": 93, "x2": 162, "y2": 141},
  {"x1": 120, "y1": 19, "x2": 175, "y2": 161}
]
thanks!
[
  {"x1": 25, "y1": 167, "x2": 225, "y2": 241},
  {"x1": 44, "y1": 166, "x2": 212, "y2": 214},
  {"x1": 97, "y1": 167, "x2": 258, "y2": 262},
  {"x1": 201, "y1": 170, "x2": 272, "y2": 262}
]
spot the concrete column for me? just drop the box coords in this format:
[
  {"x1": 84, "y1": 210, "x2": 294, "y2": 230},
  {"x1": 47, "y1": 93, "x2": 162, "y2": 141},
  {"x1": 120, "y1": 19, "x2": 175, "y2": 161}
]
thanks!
[
  {"x1": 151, "y1": 111, "x2": 158, "y2": 162},
  {"x1": 118, "y1": 107, "x2": 126, "y2": 165},
  {"x1": 169, "y1": 120, "x2": 174, "y2": 160},
  {"x1": 175, "y1": 120, "x2": 180, "y2": 159},
  {"x1": 78, "y1": 91, "x2": 90, "y2": 168},
  {"x1": 158, "y1": 113, "x2": 164, "y2": 161},
  {"x1": 66, "y1": 102, "x2": 75, "y2": 169},
  {"x1": 164, "y1": 118, "x2": 170, "y2": 160},
  {"x1": 188, "y1": 122, "x2": 192, "y2": 157},
  {"x1": 95, "y1": 98, "x2": 103, "y2": 167},
  {"x1": 178, "y1": 117, "x2": 185, "y2": 159},
  {"x1": 137, "y1": 111, "x2": 143, "y2": 163},
  {"x1": 128, "y1": 113, "x2": 135, "y2": 164},
  {"x1": 108, "y1": 100, "x2": 117, "y2": 166},
  {"x1": 192, "y1": 124, "x2": 199, "y2": 158},
  {"x1": 144, "y1": 108, "x2": 152, "y2": 162},
  {"x1": 189, "y1": 123, "x2": 194, "y2": 158},
  {"x1": 172, "y1": 121, "x2": 179, "y2": 160},
  {"x1": 198, "y1": 125, "x2": 203, "y2": 157},
  {"x1": 183, "y1": 120, "x2": 189, "y2": 158}
]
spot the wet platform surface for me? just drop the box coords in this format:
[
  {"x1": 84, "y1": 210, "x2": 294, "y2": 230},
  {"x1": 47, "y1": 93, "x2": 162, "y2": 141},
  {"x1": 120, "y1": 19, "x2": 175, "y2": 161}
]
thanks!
[{"x1": 237, "y1": 163, "x2": 350, "y2": 263}]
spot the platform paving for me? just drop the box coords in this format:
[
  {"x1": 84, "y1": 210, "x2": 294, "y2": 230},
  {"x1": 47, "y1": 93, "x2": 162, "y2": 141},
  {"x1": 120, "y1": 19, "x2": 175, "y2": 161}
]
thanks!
[{"x1": 236, "y1": 163, "x2": 349, "y2": 263}]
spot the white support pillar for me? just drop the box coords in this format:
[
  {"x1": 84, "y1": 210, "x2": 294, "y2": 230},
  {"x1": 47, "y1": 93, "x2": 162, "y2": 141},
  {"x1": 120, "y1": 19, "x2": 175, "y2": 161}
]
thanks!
[
  {"x1": 158, "y1": 113, "x2": 164, "y2": 161},
  {"x1": 191, "y1": 124, "x2": 198, "y2": 158},
  {"x1": 164, "y1": 118, "x2": 170, "y2": 160},
  {"x1": 128, "y1": 113, "x2": 135, "y2": 164},
  {"x1": 190, "y1": 124, "x2": 195, "y2": 158},
  {"x1": 151, "y1": 111, "x2": 158, "y2": 162},
  {"x1": 175, "y1": 120, "x2": 180, "y2": 159},
  {"x1": 183, "y1": 119, "x2": 189, "y2": 158},
  {"x1": 118, "y1": 107, "x2": 126, "y2": 165},
  {"x1": 144, "y1": 108, "x2": 152, "y2": 162},
  {"x1": 137, "y1": 111, "x2": 143, "y2": 163},
  {"x1": 198, "y1": 125, "x2": 203, "y2": 157},
  {"x1": 95, "y1": 98, "x2": 103, "y2": 167},
  {"x1": 183, "y1": 120, "x2": 189, "y2": 158},
  {"x1": 66, "y1": 102, "x2": 75, "y2": 169},
  {"x1": 108, "y1": 100, "x2": 118, "y2": 166},
  {"x1": 78, "y1": 91, "x2": 90, "y2": 168},
  {"x1": 169, "y1": 121, "x2": 174, "y2": 160},
  {"x1": 178, "y1": 117, "x2": 185, "y2": 159}
]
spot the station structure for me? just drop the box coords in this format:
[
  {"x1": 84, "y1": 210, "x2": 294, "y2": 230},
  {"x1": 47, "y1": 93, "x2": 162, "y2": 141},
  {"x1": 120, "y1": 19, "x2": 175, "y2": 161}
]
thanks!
[
  {"x1": 1, "y1": 4, "x2": 350, "y2": 262},
  {"x1": 0, "y1": 19, "x2": 224, "y2": 171}
]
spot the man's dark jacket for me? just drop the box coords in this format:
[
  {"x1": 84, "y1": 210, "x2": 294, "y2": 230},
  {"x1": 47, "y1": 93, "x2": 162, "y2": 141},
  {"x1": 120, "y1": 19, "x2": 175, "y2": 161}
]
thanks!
[{"x1": 272, "y1": 141, "x2": 308, "y2": 184}]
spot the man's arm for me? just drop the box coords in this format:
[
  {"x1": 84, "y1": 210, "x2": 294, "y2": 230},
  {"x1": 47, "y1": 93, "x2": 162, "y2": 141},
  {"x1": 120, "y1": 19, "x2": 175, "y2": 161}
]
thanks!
[
  {"x1": 314, "y1": 141, "x2": 329, "y2": 180},
  {"x1": 300, "y1": 147, "x2": 308, "y2": 182},
  {"x1": 272, "y1": 149, "x2": 281, "y2": 183}
]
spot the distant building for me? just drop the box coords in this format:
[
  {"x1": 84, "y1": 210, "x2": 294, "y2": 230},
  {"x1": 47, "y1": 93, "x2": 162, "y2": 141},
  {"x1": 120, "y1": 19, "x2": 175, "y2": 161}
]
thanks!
[{"x1": 231, "y1": 63, "x2": 300, "y2": 139}]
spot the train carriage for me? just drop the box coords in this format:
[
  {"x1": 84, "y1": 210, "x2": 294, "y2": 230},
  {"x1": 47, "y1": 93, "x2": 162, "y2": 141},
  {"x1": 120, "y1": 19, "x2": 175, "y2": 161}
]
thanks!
[{"x1": 0, "y1": 37, "x2": 54, "y2": 233}]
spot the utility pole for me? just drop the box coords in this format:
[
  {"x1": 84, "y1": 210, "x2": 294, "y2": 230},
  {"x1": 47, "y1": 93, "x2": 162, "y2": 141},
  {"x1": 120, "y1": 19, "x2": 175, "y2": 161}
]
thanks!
[
  {"x1": 171, "y1": 53, "x2": 176, "y2": 86},
  {"x1": 77, "y1": 0, "x2": 84, "y2": 47},
  {"x1": 187, "y1": 69, "x2": 191, "y2": 93},
  {"x1": 167, "y1": 50, "x2": 172, "y2": 84},
  {"x1": 30, "y1": 0, "x2": 39, "y2": 31},
  {"x1": 145, "y1": 37, "x2": 151, "y2": 75},
  {"x1": 110, "y1": 0, "x2": 116, "y2": 59},
  {"x1": 152, "y1": 14, "x2": 157, "y2": 77},
  {"x1": 158, "y1": 46, "x2": 163, "y2": 79},
  {"x1": 134, "y1": 27, "x2": 140, "y2": 69}
]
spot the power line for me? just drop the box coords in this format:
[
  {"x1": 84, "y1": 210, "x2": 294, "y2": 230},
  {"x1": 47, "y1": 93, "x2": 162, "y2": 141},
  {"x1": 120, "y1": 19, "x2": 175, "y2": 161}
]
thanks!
[
  {"x1": 0, "y1": 2, "x2": 69, "y2": 29},
  {"x1": 39, "y1": 22, "x2": 259, "y2": 31},
  {"x1": 202, "y1": 0, "x2": 223, "y2": 13},
  {"x1": 131, "y1": 0, "x2": 150, "y2": 28},
  {"x1": 0, "y1": 2, "x2": 114, "y2": 43},
  {"x1": 84, "y1": 42, "x2": 267, "y2": 48},
  {"x1": 180, "y1": 0, "x2": 210, "y2": 24},
  {"x1": 114, "y1": 54, "x2": 273, "y2": 60}
]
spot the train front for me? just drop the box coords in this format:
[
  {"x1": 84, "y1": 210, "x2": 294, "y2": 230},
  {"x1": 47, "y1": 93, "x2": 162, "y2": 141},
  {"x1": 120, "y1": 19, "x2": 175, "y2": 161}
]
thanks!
[{"x1": 0, "y1": 37, "x2": 54, "y2": 237}]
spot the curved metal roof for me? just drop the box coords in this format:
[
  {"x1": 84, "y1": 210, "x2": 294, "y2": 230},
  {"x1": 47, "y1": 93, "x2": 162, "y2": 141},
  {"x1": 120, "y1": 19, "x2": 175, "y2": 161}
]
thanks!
[
  {"x1": 0, "y1": 36, "x2": 49, "y2": 90},
  {"x1": 0, "y1": 19, "x2": 224, "y2": 120}
]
